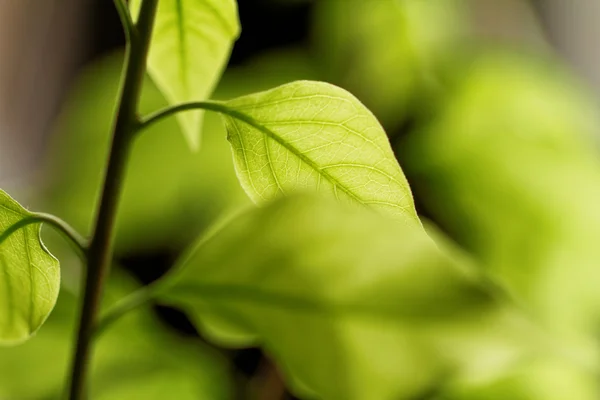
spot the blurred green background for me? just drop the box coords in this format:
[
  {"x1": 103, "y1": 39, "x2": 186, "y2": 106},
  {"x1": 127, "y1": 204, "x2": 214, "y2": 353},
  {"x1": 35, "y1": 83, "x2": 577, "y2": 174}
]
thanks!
[{"x1": 2, "y1": 0, "x2": 600, "y2": 399}]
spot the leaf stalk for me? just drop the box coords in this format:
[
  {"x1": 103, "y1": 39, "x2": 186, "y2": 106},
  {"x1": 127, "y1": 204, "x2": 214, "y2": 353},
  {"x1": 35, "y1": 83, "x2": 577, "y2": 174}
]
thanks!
[
  {"x1": 113, "y1": 0, "x2": 137, "y2": 41},
  {"x1": 0, "y1": 213, "x2": 87, "y2": 259}
]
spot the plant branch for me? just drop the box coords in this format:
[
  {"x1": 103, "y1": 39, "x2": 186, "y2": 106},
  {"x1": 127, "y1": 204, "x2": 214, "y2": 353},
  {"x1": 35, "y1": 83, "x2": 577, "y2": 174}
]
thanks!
[
  {"x1": 136, "y1": 101, "x2": 285, "y2": 142},
  {"x1": 66, "y1": 1, "x2": 158, "y2": 399},
  {"x1": 94, "y1": 277, "x2": 170, "y2": 336},
  {"x1": 0, "y1": 213, "x2": 87, "y2": 259},
  {"x1": 136, "y1": 101, "x2": 223, "y2": 134},
  {"x1": 113, "y1": 0, "x2": 137, "y2": 41}
]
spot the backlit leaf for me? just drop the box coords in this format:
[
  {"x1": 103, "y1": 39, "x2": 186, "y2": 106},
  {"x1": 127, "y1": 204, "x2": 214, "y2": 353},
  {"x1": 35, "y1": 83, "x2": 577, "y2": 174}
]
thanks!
[
  {"x1": 130, "y1": 0, "x2": 240, "y2": 149},
  {"x1": 222, "y1": 80, "x2": 418, "y2": 221},
  {"x1": 162, "y1": 194, "x2": 531, "y2": 400},
  {"x1": 0, "y1": 190, "x2": 59, "y2": 344}
]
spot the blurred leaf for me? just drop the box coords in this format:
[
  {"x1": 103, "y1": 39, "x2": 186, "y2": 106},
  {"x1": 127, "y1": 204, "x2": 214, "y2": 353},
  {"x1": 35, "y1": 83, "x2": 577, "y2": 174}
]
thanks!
[
  {"x1": 41, "y1": 53, "x2": 249, "y2": 253},
  {"x1": 162, "y1": 194, "x2": 533, "y2": 400},
  {"x1": 0, "y1": 190, "x2": 59, "y2": 345},
  {"x1": 402, "y1": 51, "x2": 600, "y2": 338},
  {"x1": 222, "y1": 81, "x2": 418, "y2": 221},
  {"x1": 443, "y1": 357, "x2": 600, "y2": 400},
  {"x1": 312, "y1": 0, "x2": 465, "y2": 128},
  {"x1": 0, "y1": 272, "x2": 231, "y2": 399},
  {"x1": 130, "y1": 0, "x2": 241, "y2": 149}
]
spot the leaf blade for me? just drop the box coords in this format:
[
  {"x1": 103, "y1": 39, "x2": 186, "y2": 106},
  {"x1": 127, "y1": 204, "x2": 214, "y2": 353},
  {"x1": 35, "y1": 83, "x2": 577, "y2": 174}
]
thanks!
[
  {"x1": 0, "y1": 190, "x2": 60, "y2": 345},
  {"x1": 162, "y1": 195, "x2": 526, "y2": 400},
  {"x1": 222, "y1": 80, "x2": 418, "y2": 221},
  {"x1": 131, "y1": 0, "x2": 240, "y2": 149}
]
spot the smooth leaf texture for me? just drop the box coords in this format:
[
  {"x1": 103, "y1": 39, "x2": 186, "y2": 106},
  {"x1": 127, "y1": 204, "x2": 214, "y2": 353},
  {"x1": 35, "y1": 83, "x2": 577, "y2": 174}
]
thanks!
[
  {"x1": 0, "y1": 190, "x2": 59, "y2": 344},
  {"x1": 131, "y1": 0, "x2": 240, "y2": 149},
  {"x1": 162, "y1": 195, "x2": 533, "y2": 400},
  {"x1": 222, "y1": 80, "x2": 418, "y2": 221}
]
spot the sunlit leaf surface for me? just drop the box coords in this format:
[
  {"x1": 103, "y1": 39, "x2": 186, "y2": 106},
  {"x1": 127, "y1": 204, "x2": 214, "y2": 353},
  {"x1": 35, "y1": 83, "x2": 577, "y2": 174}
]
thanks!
[
  {"x1": 0, "y1": 190, "x2": 59, "y2": 345},
  {"x1": 222, "y1": 81, "x2": 418, "y2": 221},
  {"x1": 130, "y1": 0, "x2": 240, "y2": 149}
]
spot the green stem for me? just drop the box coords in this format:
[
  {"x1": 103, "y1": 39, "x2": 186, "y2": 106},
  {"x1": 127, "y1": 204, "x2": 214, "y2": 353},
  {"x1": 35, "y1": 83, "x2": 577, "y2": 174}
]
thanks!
[
  {"x1": 66, "y1": 1, "x2": 158, "y2": 399},
  {"x1": 136, "y1": 101, "x2": 280, "y2": 142},
  {"x1": 136, "y1": 100, "x2": 226, "y2": 133},
  {"x1": 95, "y1": 277, "x2": 171, "y2": 336},
  {"x1": 0, "y1": 213, "x2": 87, "y2": 259},
  {"x1": 113, "y1": 0, "x2": 137, "y2": 41}
]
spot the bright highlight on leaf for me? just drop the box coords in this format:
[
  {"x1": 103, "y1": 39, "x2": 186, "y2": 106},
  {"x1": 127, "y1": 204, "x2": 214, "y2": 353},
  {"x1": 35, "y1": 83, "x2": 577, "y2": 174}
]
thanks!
[
  {"x1": 222, "y1": 80, "x2": 418, "y2": 221},
  {"x1": 130, "y1": 0, "x2": 240, "y2": 150},
  {"x1": 162, "y1": 195, "x2": 523, "y2": 400},
  {"x1": 0, "y1": 190, "x2": 59, "y2": 345}
]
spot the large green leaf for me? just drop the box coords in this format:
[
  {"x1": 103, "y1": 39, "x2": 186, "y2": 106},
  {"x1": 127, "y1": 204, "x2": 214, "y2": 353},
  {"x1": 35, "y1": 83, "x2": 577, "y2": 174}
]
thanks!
[
  {"x1": 130, "y1": 0, "x2": 240, "y2": 149},
  {"x1": 0, "y1": 190, "x2": 59, "y2": 345},
  {"x1": 222, "y1": 80, "x2": 418, "y2": 221},
  {"x1": 161, "y1": 195, "x2": 533, "y2": 400}
]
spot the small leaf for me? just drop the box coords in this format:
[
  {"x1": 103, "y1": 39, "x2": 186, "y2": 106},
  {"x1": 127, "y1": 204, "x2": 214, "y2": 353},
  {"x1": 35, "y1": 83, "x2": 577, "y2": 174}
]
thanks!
[
  {"x1": 130, "y1": 0, "x2": 240, "y2": 149},
  {"x1": 162, "y1": 195, "x2": 528, "y2": 400},
  {"x1": 0, "y1": 190, "x2": 60, "y2": 344},
  {"x1": 222, "y1": 80, "x2": 418, "y2": 221}
]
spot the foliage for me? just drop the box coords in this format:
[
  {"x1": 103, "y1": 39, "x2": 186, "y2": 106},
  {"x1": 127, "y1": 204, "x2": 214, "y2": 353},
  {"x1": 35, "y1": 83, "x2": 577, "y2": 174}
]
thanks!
[
  {"x1": 130, "y1": 0, "x2": 240, "y2": 149},
  {"x1": 0, "y1": 190, "x2": 59, "y2": 344},
  {"x1": 1, "y1": 0, "x2": 599, "y2": 399},
  {"x1": 221, "y1": 80, "x2": 417, "y2": 220}
]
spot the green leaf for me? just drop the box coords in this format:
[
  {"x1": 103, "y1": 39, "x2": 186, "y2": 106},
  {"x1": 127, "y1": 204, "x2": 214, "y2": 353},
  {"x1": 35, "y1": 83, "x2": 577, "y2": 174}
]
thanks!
[
  {"x1": 222, "y1": 80, "x2": 418, "y2": 221},
  {"x1": 130, "y1": 0, "x2": 240, "y2": 149},
  {"x1": 162, "y1": 194, "x2": 529, "y2": 400},
  {"x1": 0, "y1": 190, "x2": 60, "y2": 344}
]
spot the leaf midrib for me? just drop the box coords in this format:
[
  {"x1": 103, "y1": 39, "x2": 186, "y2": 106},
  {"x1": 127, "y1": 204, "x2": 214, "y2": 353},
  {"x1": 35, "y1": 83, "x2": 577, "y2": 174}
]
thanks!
[
  {"x1": 225, "y1": 109, "x2": 365, "y2": 205},
  {"x1": 171, "y1": 282, "x2": 490, "y2": 321},
  {"x1": 175, "y1": 0, "x2": 188, "y2": 96}
]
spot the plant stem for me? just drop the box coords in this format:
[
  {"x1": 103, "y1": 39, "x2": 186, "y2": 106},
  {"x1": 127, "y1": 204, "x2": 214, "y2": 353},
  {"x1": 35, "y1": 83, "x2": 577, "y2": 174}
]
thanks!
[
  {"x1": 0, "y1": 213, "x2": 88, "y2": 259},
  {"x1": 94, "y1": 276, "x2": 170, "y2": 336},
  {"x1": 136, "y1": 101, "x2": 273, "y2": 140},
  {"x1": 66, "y1": 1, "x2": 158, "y2": 399},
  {"x1": 136, "y1": 100, "x2": 223, "y2": 131}
]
